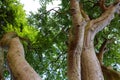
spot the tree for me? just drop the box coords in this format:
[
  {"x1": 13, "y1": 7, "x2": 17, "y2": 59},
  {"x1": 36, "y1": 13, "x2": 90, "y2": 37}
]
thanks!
[
  {"x1": 0, "y1": 0, "x2": 39, "y2": 79},
  {"x1": 68, "y1": 0, "x2": 120, "y2": 80},
  {"x1": 0, "y1": 0, "x2": 120, "y2": 80},
  {"x1": 0, "y1": 32, "x2": 42, "y2": 80}
]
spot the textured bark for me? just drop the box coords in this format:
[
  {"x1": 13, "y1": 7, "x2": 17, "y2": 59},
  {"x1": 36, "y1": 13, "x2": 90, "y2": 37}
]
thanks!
[
  {"x1": 81, "y1": 47, "x2": 103, "y2": 80},
  {"x1": 68, "y1": 0, "x2": 86, "y2": 80},
  {"x1": 7, "y1": 37, "x2": 41, "y2": 80},
  {"x1": 81, "y1": 3, "x2": 120, "y2": 79},
  {"x1": 81, "y1": 26, "x2": 104, "y2": 80},
  {"x1": 98, "y1": 0, "x2": 107, "y2": 11},
  {"x1": 0, "y1": 47, "x2": 4, "y2": 80},
  {"x1": 0, "y1": 73, "x2": 3, "y2": 80},
  {"x1": 0, "y1": 32, "x2": 42, "y2": 80},
  {"x1": 69, "y1": 0, "x2": 120, "y2": 80}
]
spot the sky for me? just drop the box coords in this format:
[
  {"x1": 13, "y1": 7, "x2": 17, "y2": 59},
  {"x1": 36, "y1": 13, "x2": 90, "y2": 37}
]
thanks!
[{"x1": 20, "y1": 0, "x2": 61, "y2": 14}]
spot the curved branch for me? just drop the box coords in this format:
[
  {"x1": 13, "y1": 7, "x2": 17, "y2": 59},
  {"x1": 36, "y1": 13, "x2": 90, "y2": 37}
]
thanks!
[
  {"x1": 97, "y1": 39, "x2": 107, "y2": 64},
  {"x1": 90, "y1": 2, "x2": 120, "y2": 38},
  {"x1": 98, "y1": 0, "x2": 107, "y2": 11},
  {"x1": 97, "y1": 38, "x2": 114, "y2": 64}
]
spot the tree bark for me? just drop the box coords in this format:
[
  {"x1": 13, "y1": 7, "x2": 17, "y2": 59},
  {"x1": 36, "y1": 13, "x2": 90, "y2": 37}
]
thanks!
[
  {"x1": 102, "y1": 65, "x2": 120, "y2": 80},
  {"x1": 68, "y1": 0, "x2": 86, "y2": 80},
  {"x1": 0, "y1": 32, "x2": 42, "y2": 80},
  {"x1": 81, "y1": 46, "x2": 103, "y2": 80},
  {"x1": 81, "y1": 27, "x2": 104, "y2": 80},
  {"x1": 0, "y1": 47, "x2": 4, "y2": 80},
  {"x1": 7, "y1": 37, "x2": 42, "y2": 80},
  {"x1": 69, "y1": 0, "x2": 120, "y2": 80}
]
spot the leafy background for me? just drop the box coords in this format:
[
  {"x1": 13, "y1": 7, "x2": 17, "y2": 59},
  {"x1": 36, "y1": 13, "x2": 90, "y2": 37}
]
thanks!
[{"x1": 0, "y1": 0, "x2": 120, "y2": 79}]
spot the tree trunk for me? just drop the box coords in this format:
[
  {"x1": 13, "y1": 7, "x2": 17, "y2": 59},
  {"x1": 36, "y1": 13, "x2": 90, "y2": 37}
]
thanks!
[
  {"x1": 67, "y1": 0, "x2": 86, "y2": 80},
  {"x1": 0, "y1": 32, "x2": 42, "y2": 80},
  {"x1": 0, "y1": 47, "x2": 4, "y2": 80},
  {"x1": 0, "y1": 1, "x2": 120, "y2": 80},
  {"x1": 81, "y1": 26, "x2": 104, "y2": 80},
  {"x1": 68, "y1": 0, "x2": 120, "y2": 80},
  {"x1": 81, "y1": 46, "x2": 103, "y2": 80}
]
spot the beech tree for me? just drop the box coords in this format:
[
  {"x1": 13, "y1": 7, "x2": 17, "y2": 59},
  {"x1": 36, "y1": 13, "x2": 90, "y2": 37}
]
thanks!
[{"x1": 0, "y1": 0, "x2": 120, "y2": 80}]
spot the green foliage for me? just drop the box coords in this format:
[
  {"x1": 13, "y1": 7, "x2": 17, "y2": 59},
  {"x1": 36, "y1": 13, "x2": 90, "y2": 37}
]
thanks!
[
  {"x1": 94, "y1": 14, "x2": 120, "y2": 68},
  {"x1": 0, "y1": 0, "x2": 38, "y2": 41},
  {"x1": 0, "y1": 0, "x2": 27, "y2": 35},
  {"x1": 0, "y1": 0, "x2": 39, "y2": 79},
  {"x1": 0, "y1": 0, "x2": 120, "y2": 79},
  {"x1": 81, "y1": 0, "x2": 120, "y2": 69},
  {"x1": 27, "y1": 1, "x2": 69, "y2": 79},
  {"x1": 103, "y1": 15, "x2": 120, "y2": 66}
]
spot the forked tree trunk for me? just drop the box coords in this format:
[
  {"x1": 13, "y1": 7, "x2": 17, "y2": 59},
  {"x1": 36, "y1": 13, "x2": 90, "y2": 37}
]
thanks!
[
  {"x1": 0, "y1": 32, "x2": 42, "y2": 80},
  {"x1": 0, "y1": 1, "x2": 120, "y2": 80},
  {"x1": 68, "y1": 0, "x2": 120, "y2": 80},
  {"x1": 81, "y1": 30, "x2": 103, "y2": 80}
]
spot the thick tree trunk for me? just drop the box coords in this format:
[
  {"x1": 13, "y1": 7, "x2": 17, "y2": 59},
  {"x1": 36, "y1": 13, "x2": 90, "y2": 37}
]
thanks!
[
  {"x1": 7, "y1": 37, "x2": 41, "y2": 80},
  {"x1": 81, "y1": 28, "x2": 104, "y2": 80},
  {"x1": 69, "y1": 0, "x2": 120, "y2": 80},
  {"x1": 81, "y1": 45, "x2": 103, "y2": 80},
  {"x1": 0, "y1": 32, "x2": 42, "y2": 80},
  {"x1": 0, "y1": 47, "x2": 4, "y2": 80},
  {"x1": 68, "y1": 0, "x2": 86, "y2": 80}
]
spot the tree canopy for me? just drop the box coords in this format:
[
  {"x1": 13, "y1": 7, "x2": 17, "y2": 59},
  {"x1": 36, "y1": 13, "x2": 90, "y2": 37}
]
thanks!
[{"x1": 0, "y1": 0, "x2": 120, "y2": 80}]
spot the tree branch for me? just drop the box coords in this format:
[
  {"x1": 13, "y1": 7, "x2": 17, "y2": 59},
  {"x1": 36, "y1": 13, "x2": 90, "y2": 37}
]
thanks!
[
  {"x1": 46, "y1": 7, "x2": 62, "y2": 14},
  {"x1": 98, "y1": 0, "x2": 107, "y2": 11},
  {"x1": 79, "y1": 3, "x2": 90, "y2": 21},
  {"x1": 97, "y1": 38, "x2": 113, "y2": 64},
  {"x1": 91, "y1": 2, "x2": 120, "y2": 38}
]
